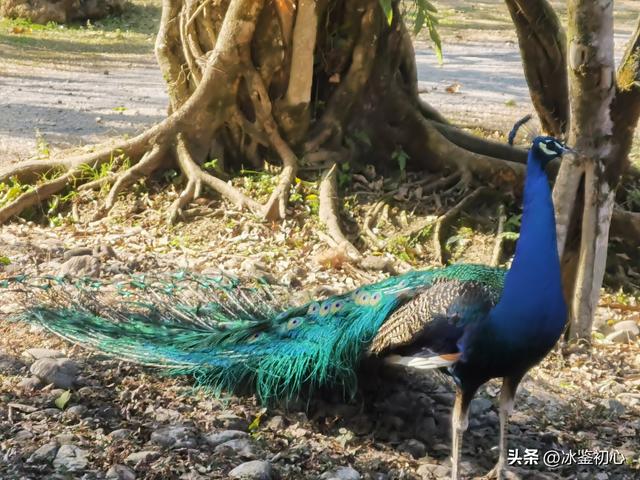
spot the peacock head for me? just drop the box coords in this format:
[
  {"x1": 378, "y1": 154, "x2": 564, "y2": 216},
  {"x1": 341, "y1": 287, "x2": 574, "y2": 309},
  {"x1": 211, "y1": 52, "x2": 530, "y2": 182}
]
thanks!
[{"x1": 530, "y1": 136, "x2": 572, "y2": 168}]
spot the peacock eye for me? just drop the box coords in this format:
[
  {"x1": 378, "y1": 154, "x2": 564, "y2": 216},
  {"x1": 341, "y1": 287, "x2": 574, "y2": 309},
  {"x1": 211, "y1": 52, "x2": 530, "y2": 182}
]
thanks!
[
  {"x1": 287, "y1": 317, "x2": 303, "y2": 330},
  {"x1": 247, "y1": 332, "x2": 262, "y2": 343},
  {"x1": 355, "y1": 291, "x2": 370, "y2": 305},
  {"x1": 369, "y1": 292, "x2": 382, "y2": 304},
  {"x1": 330, "y1": 300, "x2": 344, "y2": 313},
  {"x1": 307, "y1": 302, "x2": 320, "y2": 314},
  {"x1": 320, "y1": 302, "x2": 331, "y2": 315}
]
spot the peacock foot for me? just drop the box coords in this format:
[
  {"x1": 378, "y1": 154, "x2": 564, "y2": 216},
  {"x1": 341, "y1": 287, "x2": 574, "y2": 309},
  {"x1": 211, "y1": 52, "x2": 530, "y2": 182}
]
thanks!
[{"x1": 473, "y1": 462, "x2": 520, "y2": 480}]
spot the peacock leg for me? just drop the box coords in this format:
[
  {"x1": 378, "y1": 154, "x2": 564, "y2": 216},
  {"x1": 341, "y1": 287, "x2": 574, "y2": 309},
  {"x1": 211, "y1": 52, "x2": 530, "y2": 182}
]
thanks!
[
  {"x1": 451, "y1": 387, "x2": 472, "y2": 480},
  {"x1": 481, "y1": 376, "x2": 521, "y2": 480}
]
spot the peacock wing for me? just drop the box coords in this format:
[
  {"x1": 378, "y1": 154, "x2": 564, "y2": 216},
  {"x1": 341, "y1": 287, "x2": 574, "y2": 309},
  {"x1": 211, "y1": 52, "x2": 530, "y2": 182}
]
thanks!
[{"x1": 369, "y1": 279, "x2": 499, "y2": 355}]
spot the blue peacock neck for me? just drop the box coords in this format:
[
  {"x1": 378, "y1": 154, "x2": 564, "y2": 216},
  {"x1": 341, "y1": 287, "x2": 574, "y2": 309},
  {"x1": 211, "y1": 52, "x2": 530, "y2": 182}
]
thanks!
[{"x1": 490, "y1": 149, "x2": 566, "y2": 334}]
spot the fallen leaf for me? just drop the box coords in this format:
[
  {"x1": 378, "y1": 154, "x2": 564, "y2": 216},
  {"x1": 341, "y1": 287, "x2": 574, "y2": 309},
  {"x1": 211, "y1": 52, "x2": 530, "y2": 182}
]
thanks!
[{"x1": 445, "y1": 82, "x2": 461, "y2": 94}]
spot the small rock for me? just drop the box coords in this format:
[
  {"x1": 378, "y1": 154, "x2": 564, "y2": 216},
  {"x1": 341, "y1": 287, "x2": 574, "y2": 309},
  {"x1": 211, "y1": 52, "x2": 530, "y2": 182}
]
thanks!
[
  {"x1": 14, "y1": 430, "x2": 34, "y2": 441},
  {"x1": 469, "y1": 397, "x2": 493, "y2": 415},
  {"x1": 399, "y1": 438, "x2": 427, "y2": 459},
  {"x1": 153, "y1": 407, "x2": 181, "y2": 422},
  {"x1": 53, "y1": 444, "x2": 88, "y2": 472},
  {"x1": 604, "y1": 398, "x2": 626, "y2": 416},
  {"x1": 124, "y1": 450, "x2": 160, "y2": 466},
  {"x1": 64, "y1": 405, "x2": 88, "y2": 419},
  {"x1": 206, "y1": 429, "x2": 248, "y2": 447},
  {"x1": 18, "y1": 376, "x2": 43, "y2": 391},
  {"x1": 59, "y1": 255, "x2": 100, "y2": 278},
  {"x1": 320, "y1": 466, "x2": 361, "y2": 480},
  {"x1": 359, "y1": 255, "x2": 391, "y2": 272},
  {"x1": 29, "y1": 408, "x2": 61, "y2": 420},
  {"x1": 106, "y1": 464, "x2": 136, "y2": 480},
  {"x1": 30, "y1": 357, "x2": 79, "y2": 389},
  {"x1": 150, "y1": 425, "x2": 197, "y2": 449},
  {"x1": 29, "y1": 442, "x2": 59, "y2": 463},
  {"x1": 215, "y1": 438, "x2": 256, "y2": 458},
  {"x1": 22, "y1": 348, "x2": 65, "y2": 361},
  {"x1": 108, "y1": 428, "x2": 133, "y2": 440},
  {"x1": 613, "y1": 319, "x2": 640, "y2": 335},
  {"x1": 228, "y1": 460, "x2": 276, "y2": 479},
  {"x1": 265, "y1": 415, "x2": 285, "y2": 431},
  {"x1": 93, "y1": 245, "x2": 117, "y2": 259},
  {"x1": 63, "y1": 247, "x2": 93, "y2": 260},
  {"x1": 0, "y1": 347, "x2": 24, "y2": 374},
  {"x1": 416, "y1": 463, "x2": 448, "y2": 479},
  {"x1": 605, "y1": 329, "x2": 637, "y2": 344},
  {"x1": 55, "y1": 433, "x2": 76, "y2": 445}
]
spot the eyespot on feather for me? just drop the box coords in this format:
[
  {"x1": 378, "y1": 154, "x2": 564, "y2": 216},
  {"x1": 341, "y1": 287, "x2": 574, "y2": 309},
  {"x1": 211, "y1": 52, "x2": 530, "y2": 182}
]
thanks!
[
  {"x1": 353, "y1": 290, "x2": 370, "y2": 305},
  {"x1": 307, "y1": 302, "x2": 320, "y2": 315},
  {"x1": 247, "y1": 332, "x2": 263, "y2": 343},
  {"x1": 369, "y1": 292, "x2": 382, "y2": 305},
  {"x1": 320, "y1": 301, "x2": 332, "y2": 316},
  {"x1": 330, "y1": 300, "x2": 344, "y2": 313},
  {"x1": 287, "y1": 317, "x2": 304, "y2": 330}
]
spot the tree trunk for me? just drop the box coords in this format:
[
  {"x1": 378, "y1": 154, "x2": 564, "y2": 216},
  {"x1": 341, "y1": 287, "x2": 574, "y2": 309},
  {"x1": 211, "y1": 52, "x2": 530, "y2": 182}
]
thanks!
[
  {"x1": 552, "y1": 5, "x2": 640, "y2": 340},
  {"x1": 0, "y1": 0, "x2": 527, "y2": 251}
]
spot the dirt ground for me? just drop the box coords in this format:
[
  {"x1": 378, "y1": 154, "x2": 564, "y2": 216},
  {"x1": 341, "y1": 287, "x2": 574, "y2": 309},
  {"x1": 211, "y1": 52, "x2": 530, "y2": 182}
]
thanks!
[{"x1": 0, "y1": 1, "x2": 639, "y2": 480}]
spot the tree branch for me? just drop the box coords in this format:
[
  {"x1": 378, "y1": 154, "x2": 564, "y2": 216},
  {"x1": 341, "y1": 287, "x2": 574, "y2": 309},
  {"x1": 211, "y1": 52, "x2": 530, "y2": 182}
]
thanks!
[{"x1": 505, "y1": 0, "x2": 568, "y2": 136}]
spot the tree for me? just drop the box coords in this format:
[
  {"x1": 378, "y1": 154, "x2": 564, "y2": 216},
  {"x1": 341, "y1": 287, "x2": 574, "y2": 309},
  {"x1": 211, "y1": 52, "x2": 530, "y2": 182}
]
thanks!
[
  {"x1": 464, "y1": 0, "x2": 640, "y2": 340},
  {"x1": 1, "y1": 0, "x2": 638, "y2": 339}
]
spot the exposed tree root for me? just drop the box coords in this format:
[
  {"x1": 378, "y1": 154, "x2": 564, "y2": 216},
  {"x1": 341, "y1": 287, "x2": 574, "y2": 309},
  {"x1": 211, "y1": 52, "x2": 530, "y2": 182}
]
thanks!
[
  {"x1": 491, "y1": 203, "x2": 507, "y2": 266},
  {"x1": 363, "y1": 201, "x2": 386, "y2": 250},
  {"x1": 97, "y1": 145, "x2": 167, "y2": 219},
  {"x1": 319, "y1": 163, "x2": 360, "y2": 259},
  {"x1": 433, "y1": 186, "x2": 493, "y2": 265}
]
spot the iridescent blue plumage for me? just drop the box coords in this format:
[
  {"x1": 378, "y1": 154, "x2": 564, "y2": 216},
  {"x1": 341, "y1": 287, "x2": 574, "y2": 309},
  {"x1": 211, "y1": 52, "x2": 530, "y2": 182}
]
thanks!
[{"x1": 4, "y1": 134, "x2": 571, "y2": 480}]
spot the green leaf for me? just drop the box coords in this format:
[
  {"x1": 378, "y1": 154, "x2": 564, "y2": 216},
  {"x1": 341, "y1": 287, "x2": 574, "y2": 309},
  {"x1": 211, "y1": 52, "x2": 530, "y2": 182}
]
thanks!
[
  {"x1": 0, "y1": 256, "x2": 11, "y2": 266},
  {"x1": 248, "y1": 408, "x2": 267, "y2": 433},
  {"x1": 55, "y1": 390, "x2": 71, "y2": 410},
  {"x1": 391, "y1": 147, "x2": 409, "y2": 173},
  {"x1": 378, "y1": 0, "x2": 393, "y2": 25},
  {"x1": 413, "y1": 0, "x2": 443, "y2": 64}
]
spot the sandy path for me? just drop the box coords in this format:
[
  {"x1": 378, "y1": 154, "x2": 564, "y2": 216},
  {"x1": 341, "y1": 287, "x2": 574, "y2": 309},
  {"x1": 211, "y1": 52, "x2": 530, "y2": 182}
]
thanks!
[{"x1": 0, "y1": 31, "x2": 636, "y2": 164}]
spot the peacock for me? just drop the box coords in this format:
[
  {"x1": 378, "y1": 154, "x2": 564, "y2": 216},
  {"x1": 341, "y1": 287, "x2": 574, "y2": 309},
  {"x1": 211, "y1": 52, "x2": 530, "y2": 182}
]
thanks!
[{"x1": 3, "y1": 131, "x2": 571, "y2": 480}]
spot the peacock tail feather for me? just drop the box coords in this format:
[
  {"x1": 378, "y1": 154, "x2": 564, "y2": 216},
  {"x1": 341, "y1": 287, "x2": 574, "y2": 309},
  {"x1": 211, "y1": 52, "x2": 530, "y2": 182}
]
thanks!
[{"x1": 3, "y1": 264, "x2": 505, "y2": 403}]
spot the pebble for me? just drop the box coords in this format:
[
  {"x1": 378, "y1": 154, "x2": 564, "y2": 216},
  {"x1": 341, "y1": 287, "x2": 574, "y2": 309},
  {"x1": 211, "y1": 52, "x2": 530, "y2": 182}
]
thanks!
[
  {"x1": 265, "y1": 415, "x2": 285, "y2": 431},
  {"x1": 29, "y1": 408, "x2": 61, "y2": 420},
  {"x1": 55, "y1": 433, "x2": 76, "y2": 445},
  {"x1": 150, "y1": 425, "x2": 197, "y2": 449},
  {"x1": 30, "y1": 357, "x2": 79, "y2": 389},
  {"x1": 0, "y1": 347, "x2": 24, "y2": 374},
  {"x1": 215, "y1": 438, "x2": 256, "y2": 458},
  {"x1": 108, "y1": 428, "x2": 133, "y2": 440},
  {"x1": 416, "y1": 463, "x2": 448, "y2": 479},
  {"x1": 53, "y1": 444, "x2": 88, "y2": 471},
  {"x1": 228, "y1": 460, "x2": 276, "y2": 480},
  {"x1": 22, "y1": 348, "x2": 65, "y2": 361},
  {"x1": 63, "y1": 405, "x2": 88, "y2": 419},
  {"x1": 106, "y1": 464, "x2": 136, "y2": 480},
  {"x1": 28, "y1": 442, "x2": 59, "y2": 463},
  {"x1": 63, "y1": 247, "x2": 93, "y2": 260},
  {"x1": 59, "y1": 254, "x2": 101, "y2": 277},
  {"x1": 398, "y1": 438, "x2": 427, "y2": 459},
  {"x1": 18, "y1": 376, "x2": 44, "y2": 391},
  {"x1": 14, "y1": 430, "x2": 34, "y2": 441},
  {"x1": 320, "y1": 466, "x2": 361, "y2": 480},
  {"x1": 124, "y1": 450, "x2": 160, "y2": 466},
  {"x1": 205, "y1": 429, "x2": 248, "y2": 447},
  {"x1": 469, "y1": 397, "x2": 493, "y2": 415}
]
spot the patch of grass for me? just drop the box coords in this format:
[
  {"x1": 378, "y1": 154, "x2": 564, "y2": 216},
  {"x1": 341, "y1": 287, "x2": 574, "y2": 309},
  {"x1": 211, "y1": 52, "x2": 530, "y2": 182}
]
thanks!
[{"x1": 0, "y1": 0, "x2": 161, "y2": 64}]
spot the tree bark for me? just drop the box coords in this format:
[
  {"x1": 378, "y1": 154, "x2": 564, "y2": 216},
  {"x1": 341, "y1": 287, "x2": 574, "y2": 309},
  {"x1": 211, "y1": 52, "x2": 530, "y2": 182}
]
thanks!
[
  {"x1": 505, "y1": 0, "x2": 568, "y2": 137},
  {"x1": 553, "y1": 3, "x2": 640, "y2": 340}
]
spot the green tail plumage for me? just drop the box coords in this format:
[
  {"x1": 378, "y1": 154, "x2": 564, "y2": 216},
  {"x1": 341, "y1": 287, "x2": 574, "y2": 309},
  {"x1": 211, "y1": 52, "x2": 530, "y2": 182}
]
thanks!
[{"x1": 3, "y1": 265, "x2": 505, "y2": 403}]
